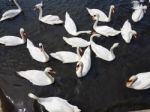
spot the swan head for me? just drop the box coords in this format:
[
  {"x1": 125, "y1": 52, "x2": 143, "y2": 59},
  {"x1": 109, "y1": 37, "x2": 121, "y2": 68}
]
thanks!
[
  {"x1": 92, "y1": 14, "x2": 99, "y2": 20},
  {"x1": 110, "y1": 5, "x2": 115, "y2": 13},
  {"x1": 143, "y1": 5, "x2": 147, "y2": 10},
  {"x1": 126, "y1": 75, "x2": 138, "y2": 88},
  {"x1": 44, "y1": 67, "x2": 56, "y2": 75},
  {"x1": 20, "y1": 28, "x2": 27, "y2": 41},
  {"x1": 132, "y1": 30, "x2": 137, "y2": 38},
  {"x1": 34, "y1": 2, "x2": 43, "y2": 9},
  {"x1": 76, "y1": 61, "x2": 83, "y2": 78},
  {"x1": 39, "y1": 43, "x2": 44, "y2": 51}
]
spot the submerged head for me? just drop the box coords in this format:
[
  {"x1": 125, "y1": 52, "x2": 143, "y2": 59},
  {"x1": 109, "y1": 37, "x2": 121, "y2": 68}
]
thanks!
[
  {"x1": 44, "y1": 67, "x2": 56, "y2": 75},
  {"x1": 126, "y1": 75, "x2": 138, "y2": 88}
]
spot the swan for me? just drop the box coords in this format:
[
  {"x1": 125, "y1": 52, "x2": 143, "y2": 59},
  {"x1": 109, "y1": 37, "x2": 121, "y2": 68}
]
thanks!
[
  {"x1": 17, "y1": 67, "x2": 55, "y2": 86},
  {"x1": 34, "y1": 2, "x2": 63, "y2": 25},
  {"x1": 76, "y1": 46, "x2": 91, "y2": 78},
  {"x1": 0, "y1": 28, "x2": 26, "y2": 46},
  {"x1": 0, "y1": 0, "x2": 22, "y2": 21},
  {"x1": 50, "y1": 47, "x2": 81, "y2": 63},
  {"x1": 121, "y1": 20, "x2": 137, "y2": 43},
  {"x1": 64, "y1": 12, "x2": 91, "y2": 36},
  {"x1": 132, "y1": 1, "x2": 147, "y2": 22},
  {"x1": 63, "y1": 36, "x2": 90, "y2": 48},
  {"x1": 28, "y1": 93, "x2": 81, "y2": 112},
  {"x1": 86, "y1": 5, "x2": 115, "y2": 22},
  {"x1": 27, "y1": 39, "x2": 49, "y2": 63},
  {"x1": 90, "y1": 34, "x2": 119, "y2": 61},
  {"x1": 126, "y1": 72, "x2": 150, "y2": 90},
  {"x1": 93, "y1": 14, "x2": 120, "y2": 37}
]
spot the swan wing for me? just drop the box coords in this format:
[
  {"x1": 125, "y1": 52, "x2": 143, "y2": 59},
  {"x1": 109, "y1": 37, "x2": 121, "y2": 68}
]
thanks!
[
  {"x1": 64, "y1": 12, "x2": 77, "y2": 35},
  {"x1": 121, "y1": 20, "x2": 132, "y2": 32},
  {"x1": 63, "y1": 37, "x2": 90, "y2": 47},
  {"x1": 95, "y1": 26, "x2": 120, "y2": 37},
  {"x1": 50, "y1": 51, "x2": 80, "y2": 63},
  {"x1": 91, "y1": 41, "x2": 110, "y2": 60},
  {"x1": 40, "y1": 15, "x2": 63, "y2": 25},
  {"x1": 0, "y1": 9, "x2": 21, "y2": 21},
  {"x1": 0, "y1": 36, "x2": 23, "y2": 46},
  {"x1": 17, "y1": 70, "x2": 54, "y2": 86}
]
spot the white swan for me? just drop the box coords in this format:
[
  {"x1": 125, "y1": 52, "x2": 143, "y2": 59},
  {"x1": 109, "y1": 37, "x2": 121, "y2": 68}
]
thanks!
[
  {"x1": 132, "y1": 1, "x2": 147, "y2": 22},
  {"x1": 121, "y1": 20, "x2": 137, "y2": 43},
  {"x1": 63, "y1": 36, "x2": 90, "y2": 48},
  {"x1": 28, "y1": 93, "x2": 81, "y2": 112},
  {"x1": 90, "y1": 34, "x2": 119, "y2": 61},
  {"x1": 34, "y1": 2, "x2": 63, "y2": 25},
  {"x1": 86, "y1": 5, "x2": 115, "y2": 22},
  {"x1": 64, "y1": 12, "x2": 91, "y2": 36},
  {"x1": 0, "y1": 28, "x2": 26, "y2": 46},
  {"x1": 93, "y1": 14, "x2": 120, "y2": 37},
  {"x1": 76, "y1": 46, "x2": 91, "y2": 78},
  {"x1": 126, "y1": 72, "x2": 150, "y2": 90},
  {"x1": 17, "y1": 67, "x2": 55, "y2": 86},
  {"x1": 50, "y1": 47, "x2": 81, "y2": 63},
  {"x1": 0, "y1": 0, "x2": 22, "y2": 21},
  {"x1": 27, "y1": 39, "x2": 49, "y2": 63}
]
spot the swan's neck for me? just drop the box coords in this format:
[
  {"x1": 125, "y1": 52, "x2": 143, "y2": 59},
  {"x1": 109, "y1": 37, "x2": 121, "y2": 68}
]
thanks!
[
  {"x1": 110, "y1": 44, "x2": 117, "y2": 58},
  {"x1": 76, "y1": 47, "x2": 81, "y2": 57},
  {"x1": 93, "y1": 15, "x2": 99, "y2": 29},
  {"x1": 108, "y1": 7, "x2": 113, "y2": 22},
  {"x1": 76, "y1": 30, "x2": 91, "y2": 36},
  {"x1": 38, "y1": 7, "x2": 43, "y2": 20},
  {"x1": 13, "y1": 0, "x2": 21, "y2": 10},
  {"x1": 20, "y1": 32, "x2": 26, "y2": 43}
]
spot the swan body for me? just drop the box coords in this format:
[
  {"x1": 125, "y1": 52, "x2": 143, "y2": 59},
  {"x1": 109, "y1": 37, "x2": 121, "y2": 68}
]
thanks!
[
  {"x1": 121, "y1": 20, "x2": 137, "y2": 43},
  {"x1": 28, "y1": 93, "x2": 81, "y2": 112},
  {"x1": 0, "y1": 28, "x2": 26, "y2": 46},
  {"x1": 0, "y1": 0, "x2": 22, "y2": 21},
  {"x1": 93, "y1": 15, "x2": 120, "y2": 37},
  {"x1": 27, "y1": 39, "x2": 49, "y2": 63},
  {"x1": 50, "y1": 51, "x2": 80, "y2": 63},
  {"x1": 64, "y1": 12, "x2": 91, "y2": 36},
  {"x1": 63, "y1": 36, "x2": 90, "y2": 48},
  {"x1": 35, "y1": 2, "x2": 63, "y2": 25},
  {"x1": 76, "y1": 46, "x2": 91, "y2": 78},
  {"x1": 132, "y1": 1, "x2": 147, "y2": 22},
  {"x1": 126, "y1": 72, "x2": 150, "y2": 90},
  {"x1": 17, "y1": 67, "x2": 54, "y2": 86},
  {"x1": 90, "y1": 34, "x2": 119, "y2": 61},
  {"x1": 86, "y1": 5, "x2": 115, "y2": 22}
]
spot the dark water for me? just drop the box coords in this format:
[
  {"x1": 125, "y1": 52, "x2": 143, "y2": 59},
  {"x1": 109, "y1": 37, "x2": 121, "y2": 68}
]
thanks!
[{"x1": 0, "y1": 0, "x2": 150, "y2": 112}]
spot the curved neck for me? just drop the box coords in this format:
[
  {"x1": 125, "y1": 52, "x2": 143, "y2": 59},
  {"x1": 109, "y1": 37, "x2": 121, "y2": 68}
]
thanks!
[
  {"x1": 13, "y1": 0, "x2": 21, "y2": 10},
  {"x1": 93, "y1": 15, "x2": 99, "y2": 29},
  {"x1": 110, "y1": 44, "x2": 118, "y2": 56},
  {"x1": 38, "y1": 7, "x2": 43, "y2": 19},
  {"x1": 76, "y1": 30, "x2": 91, "y2": 35},
  {"x1": 108, "y1": 7, "x2": 113, "y2": 22},
  {"x1": 76, "y1": 47, "x2": 81, "y2": 57},
  {"x1": 20, "y1": 32, "x2": 26, "y2": 42}
]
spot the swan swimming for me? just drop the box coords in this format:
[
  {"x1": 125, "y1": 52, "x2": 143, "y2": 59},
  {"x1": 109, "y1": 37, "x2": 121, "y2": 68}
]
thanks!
[
  {"x1": 17, "y1": 67, "x2": 55, "y2": 86},
  {"x1": 132, "y1": 1, "x2": 147, "y2": 22},
  {"x1": 0, "y1": 0, "x2": 22, "y2": 21},
  {"x1": 93, "y1": 14, "x2": 120, "y2": 37},
  {"x1": 126, "y1": 72, "x2": 150, "y2": 90},
  {"x1": 121, "y1": 20, "x2": 137, "y2": 43},
  {"x1": 64, "y1": 12, "x2": 91, "y2": 36},
  {"x1": 34, "y1": 2, "x2": 63, "y2": 25},
  {"x1": 0, "y1": 28, "x2": 26, "y2": 46},
  {"x1": 28, "y1": 93, "x2": 81, "y2": 112},
  {"x1": 27, "y1": 39, "x2": 50, "y2": 63},
  {"x1": 76, "y1": 46, "x2": 91, "y2": 78},
  {"x1": 87, "y1": 5, "x2": 115, "y2": 22},
  {"x1": 90, "y1": 34, "x2": 119, "y2": 61}
]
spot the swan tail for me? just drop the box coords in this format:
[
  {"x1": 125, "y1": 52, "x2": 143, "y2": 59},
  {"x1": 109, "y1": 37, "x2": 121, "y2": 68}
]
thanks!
[
  {"x1": 62, "y1": 36, "x2": 68, "y2": 43},
  {"x1": 50, "y1": 53, "x2": 61, "y2": 60},
  {"x1": 27, "y1": 39, "x2": 34, "y2": 48},
  {"x1": 28, "y1": 93, "x2": 38, "y2": 100},
  {"x1": 73, "y1": 106, "x2": 81, "y2": 112}
]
